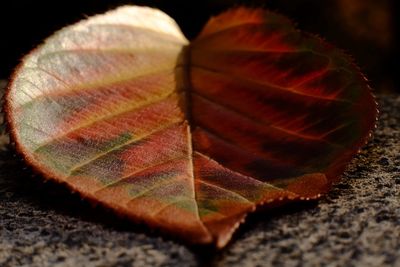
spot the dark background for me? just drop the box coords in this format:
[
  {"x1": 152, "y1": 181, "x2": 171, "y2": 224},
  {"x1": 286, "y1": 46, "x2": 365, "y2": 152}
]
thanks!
[{"x1": 0, "y1": 0, "x2": 398, "y2": 93}]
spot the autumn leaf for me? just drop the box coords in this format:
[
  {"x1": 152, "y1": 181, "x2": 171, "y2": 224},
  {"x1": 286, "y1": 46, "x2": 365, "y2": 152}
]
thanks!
[{"x1": 4, "y1": 6, "x2": 377, "y2": 248}]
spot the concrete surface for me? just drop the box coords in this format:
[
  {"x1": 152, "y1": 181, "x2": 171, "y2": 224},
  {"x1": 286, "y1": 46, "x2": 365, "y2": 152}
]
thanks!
[{"x1": 0, "y1": 81, "x2": 399, "y2": 266}]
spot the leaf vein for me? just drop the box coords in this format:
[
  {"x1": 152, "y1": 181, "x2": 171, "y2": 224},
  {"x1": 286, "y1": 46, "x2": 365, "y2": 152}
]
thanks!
[
  {"x1": 193, "y1": 91, "x2": 343, "y2": 147},
  {"x1": 34, "y1": 92, "x2": 178, "y2": 152},
  {"x1": 192, "y1": 65, "x2": 350, "y2": 103},
  {"x1": 197, "y1": 179, "x2": 253, "y2": 204},
  {"x1": 92, "y1": 154, "x2": 187, "y2": 193},
  {"x1": 67, "y1": 120, "x2": 183, "y2": 175}
]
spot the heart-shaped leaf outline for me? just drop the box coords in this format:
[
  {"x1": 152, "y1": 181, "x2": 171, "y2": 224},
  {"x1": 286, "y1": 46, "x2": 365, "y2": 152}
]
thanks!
[{"x1": 4, "y1": 6, "x2": 377, "y2": 248}]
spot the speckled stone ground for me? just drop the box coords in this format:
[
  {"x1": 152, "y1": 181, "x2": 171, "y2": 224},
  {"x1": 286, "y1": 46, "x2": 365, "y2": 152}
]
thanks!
[{"x1": 0, "y1": 80, "x2": 399, "y2": 266}]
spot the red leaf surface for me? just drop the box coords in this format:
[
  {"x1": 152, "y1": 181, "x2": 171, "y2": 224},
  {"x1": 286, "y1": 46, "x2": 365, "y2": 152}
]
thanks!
[{"x1": 4, "y1": 6, "x2": 377, "y2": 247}]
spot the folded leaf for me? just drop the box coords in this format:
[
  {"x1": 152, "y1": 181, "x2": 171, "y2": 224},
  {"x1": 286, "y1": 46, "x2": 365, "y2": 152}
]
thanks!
[{"x1": 4, "y1": 6, "x2": 377, "y2": 248}]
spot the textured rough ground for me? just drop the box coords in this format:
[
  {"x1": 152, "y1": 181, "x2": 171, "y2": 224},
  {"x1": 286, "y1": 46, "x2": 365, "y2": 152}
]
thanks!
[{"x1": 0, "y1": 79, "x2": 399, "y2": 266}]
